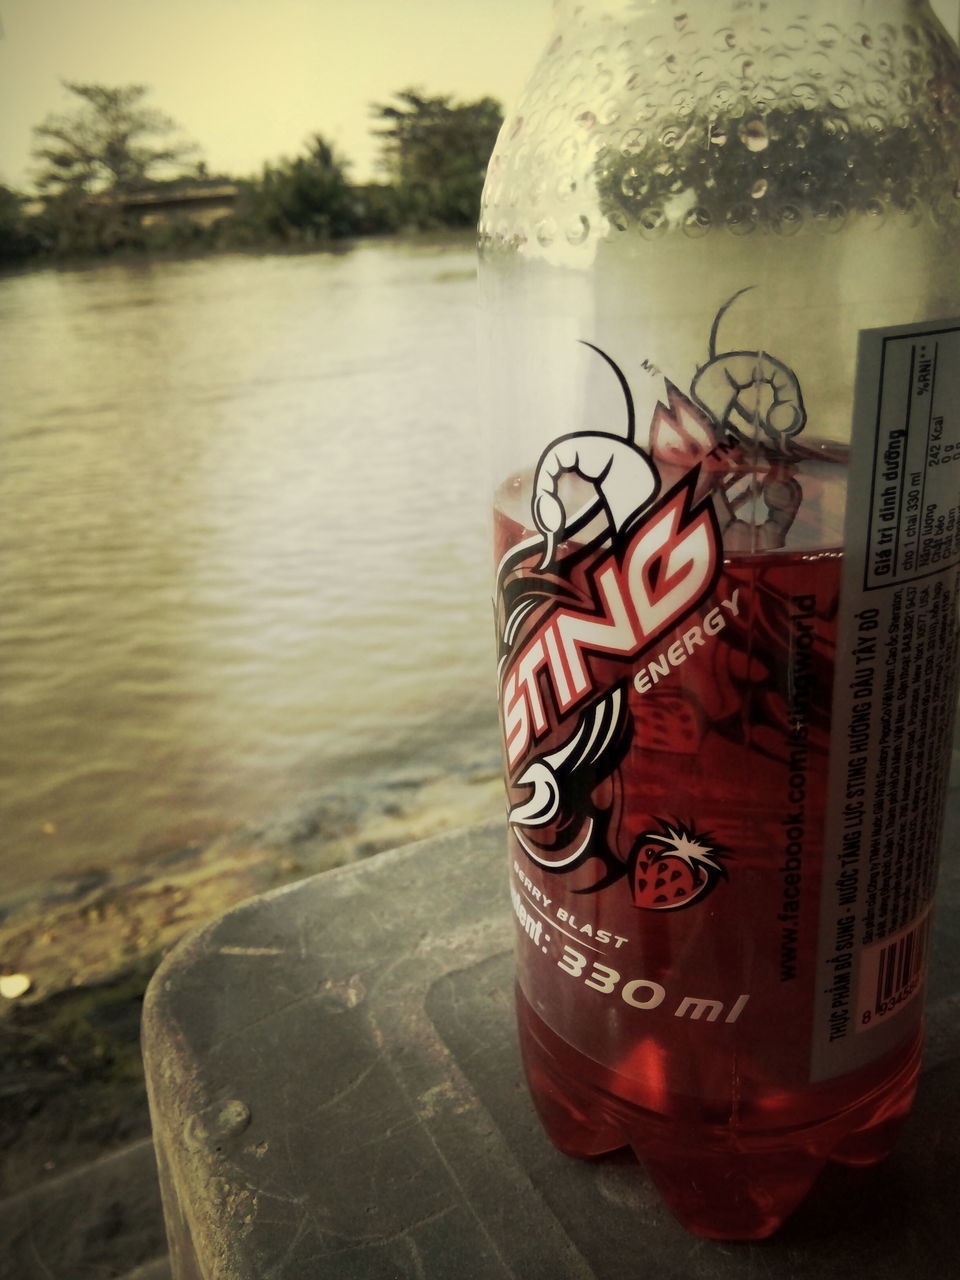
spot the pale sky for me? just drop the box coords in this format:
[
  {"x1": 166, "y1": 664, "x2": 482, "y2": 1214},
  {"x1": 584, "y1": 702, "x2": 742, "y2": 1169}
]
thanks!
[
  {"x1": 0, "y1": 0, "x2": 551, "y2": 191},
  {"x1": 2, "y1": 1, "x2": 959, "y2": 194}
]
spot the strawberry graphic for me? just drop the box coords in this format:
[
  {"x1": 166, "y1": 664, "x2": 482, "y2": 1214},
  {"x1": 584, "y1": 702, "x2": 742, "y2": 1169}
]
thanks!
[{"x1": 629, "y1": 821, "x2": 728, "y2": 911}]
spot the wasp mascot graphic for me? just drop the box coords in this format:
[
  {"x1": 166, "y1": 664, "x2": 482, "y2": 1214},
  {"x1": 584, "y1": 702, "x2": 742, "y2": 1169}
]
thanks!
[{"x1": 496, "y1": 291, "x2": 808, "y2": 910}]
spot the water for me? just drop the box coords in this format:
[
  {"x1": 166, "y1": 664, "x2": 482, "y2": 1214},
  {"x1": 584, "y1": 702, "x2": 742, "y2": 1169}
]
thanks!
[{"x1": 0, "y1": 236, "x2": 500, "y2": 896}]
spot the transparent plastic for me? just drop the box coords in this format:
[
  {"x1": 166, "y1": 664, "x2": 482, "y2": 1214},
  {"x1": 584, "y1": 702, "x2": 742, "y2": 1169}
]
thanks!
[{"x1": 482, "y1": 0, "x2": 960, "y2": 1239}]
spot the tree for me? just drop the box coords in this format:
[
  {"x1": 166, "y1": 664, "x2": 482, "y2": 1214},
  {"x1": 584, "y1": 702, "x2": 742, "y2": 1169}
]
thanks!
[
  {"x1": 31, "y1": 81, "x2": 199, "y2": 195},
  {"x1": 228, "y1": 135, "x2": 359, "y2": 244},
  {"x1": 0, "y1": 185, "x2": 42, "y2": 262},
  {"x1": 371, "y1": 89, "x2": 502, "y2": 227}
]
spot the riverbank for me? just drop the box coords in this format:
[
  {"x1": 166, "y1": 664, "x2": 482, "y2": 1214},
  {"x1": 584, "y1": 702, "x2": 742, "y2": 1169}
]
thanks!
[
  {"x1": 0, "y1": 224, "x2": 476, "y2": 281},
  {"x1": 0, "y1": 763, "x2": 503, "y2": 1277},
  {"x1": 1, "y1": 753, "x2": 503, "y2": 1007}
]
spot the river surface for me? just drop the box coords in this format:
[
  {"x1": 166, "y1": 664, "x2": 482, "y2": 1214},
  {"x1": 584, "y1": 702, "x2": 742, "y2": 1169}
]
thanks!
[{"x1": 1, "y1": 236, "x2": 501, "y2": 896}]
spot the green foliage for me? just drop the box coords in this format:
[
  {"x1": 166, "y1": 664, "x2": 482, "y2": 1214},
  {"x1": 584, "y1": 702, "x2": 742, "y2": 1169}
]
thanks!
[
  {"x1": 6, "y1": 83, "x2": 501, "y2": 266},
  {"x1": 372, "y1": 89, "x2": 503, "y2": 227},
  {"x1": 224, "y1": 135, "x2": 362, "y2": 245},
  {"x1": 31, "y1": 81, "x2": 199, "y2": 195},
  {"x1": 0, "y1": 186, "x2": 43, "y2": 263},
  {"x1": 27, "y1": 185, "x2": 159, "y2": 258}
]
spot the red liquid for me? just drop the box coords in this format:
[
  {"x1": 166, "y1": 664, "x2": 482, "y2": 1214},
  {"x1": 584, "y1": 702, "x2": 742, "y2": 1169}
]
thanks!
[
  {"x1": 496, "y1": 490, "x2": 924, "y2": 1238},
  {"x1": 516, "y1": 987, "x2": 921, "y2": 1240}
]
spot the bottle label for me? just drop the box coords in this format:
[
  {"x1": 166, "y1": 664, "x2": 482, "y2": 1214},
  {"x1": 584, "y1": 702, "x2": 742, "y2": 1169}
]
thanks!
[
  {"x1": 811, "y1": 317, "x2": 960, "y2": 1081},
  {"x1": 496, "y1": 307, "x2": 960, "y2": 1102}
]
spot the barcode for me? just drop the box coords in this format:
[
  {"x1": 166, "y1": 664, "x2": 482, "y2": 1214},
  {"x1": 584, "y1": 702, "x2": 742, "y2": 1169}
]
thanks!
[{"x1": 856, "y1": 913, "x2": 931, "y2": 1031}]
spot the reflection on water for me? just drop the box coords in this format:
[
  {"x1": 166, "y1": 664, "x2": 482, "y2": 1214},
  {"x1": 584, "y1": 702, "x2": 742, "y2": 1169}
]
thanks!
[{"x1": 0, "y1": 238, "x2": 499, "y2": 894}]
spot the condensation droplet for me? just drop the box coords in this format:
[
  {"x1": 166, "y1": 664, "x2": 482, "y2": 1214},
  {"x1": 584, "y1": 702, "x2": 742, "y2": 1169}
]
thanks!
[
  {"x1": 660, "y1": 125, "x2": 683, "y2": 150},
  {"x1": 709, "y1": 123, "x2": 728, "y2": 147},
  {"x1": 638, "y1": 206, "x2": 668, "y2": 237},
  {"x1": 864, "y1": 197, "x2": 887, "y2": 225},
  {"x1": 805, "y1": 52, "x2": 832, "y2": 82},
  {"x1": 555, "y1": 174, "x2": 577, "y2": 200},
  {"x1": 599, "y1": 100, "x2": 621, "y2": 126},
  {"x1": 725, "y1": 203, "x2": 759, "y2": 236},
  {"x1": 556, "y1": 136, "x2": 578, "y2": 165},
  {"x1": 953, "y1": 179, "x2": 960, "y2": 200},
  {"x1": 841, "y1": 30, "x2": 869, "y2": 66},
  {"x1": 672, "y1": 88, "x2": 696, "y2": 116},
  {"x1": 575, "y1": 108, "x2": 597, "y2": 130},
  {"x1": 589, "y1": 133, "x2": 610, "y2": 160},
  {"x1": 655, "y1": 54, "x2": 680, "y2": 84},
  {"x1": 693, "y1": 55, "x2": 719, "y2": 83},
  {"x1": 792, "y1": 82, "x2": 819, "y2": 110},
  {"x1": 710, "y1": 83, "x2": 738, "y2": 112},
  {"x1": 749, "y1": 82, "x2": 777, "y2": 111},
  {"x1": 816, "y1": 23, "x2": 842, "y2": 48},
  {"x1": 772, "y1": 204, "x2": 804, "y2": 236},
  {"x1": 784, "y1": 24, "x2": 808, "y2": 52},
  {"x1": 620, "y1": 167, "x2": 648, "y2": 199},
  {"x1": 825, "y1": 116, "x2": 851, "y2": 140},
  {"x1": 829, "y1": 83, "x2": 857, "y2": 110},
  {"x1": 739, "y1": 119, "x2": 769, "y2": 152},
  {"x1": 682, "y1": 206, "x2": 712, "y2": 237},
  {"x1": 815, "y1": 201, "x2": 848, "y2": 233},
  {"x1": 865, "y1": 114, "x2": 887, "y2": 136},
  {"x1": 566, "y1": 214, "x2": 590, "y2": 246},
  {"x1": 536, "y1": 218, "x2": 557, "y2": 247},
  {"x1": 619, "y1": 128, "x2": 647, "y2": 156},
  {"x1": 770, "y1": 53, "x2": 794, "y2": 81},
  {"x1": 713, "y1": 28, "x2": 737, "y2": 53},
  {"x1": 608, "y1": 209, "x2": 629, "y2": 232},
  {"x1": 751, "y1": 178, "x2": 768, "y2": 199}
]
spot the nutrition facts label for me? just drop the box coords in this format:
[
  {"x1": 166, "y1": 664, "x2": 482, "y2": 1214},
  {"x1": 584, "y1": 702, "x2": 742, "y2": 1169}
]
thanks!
[
  {"x1": 812, "y1": 317, "x2": 960, "y2": 1083},
  {"x1": 865, "y1": 322, "x2": 960, "y2": 589}
]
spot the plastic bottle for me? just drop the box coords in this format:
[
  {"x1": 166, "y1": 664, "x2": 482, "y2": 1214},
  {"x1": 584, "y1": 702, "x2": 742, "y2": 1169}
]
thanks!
[{"x1": 479, "y1": 0, "x2": 960, "y2": 1239}]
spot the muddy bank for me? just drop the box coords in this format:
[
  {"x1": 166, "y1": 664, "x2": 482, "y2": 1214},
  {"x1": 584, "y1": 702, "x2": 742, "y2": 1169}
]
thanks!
[
  {"x1": 1, "y1": 761, "x2": 503, "y2": 1008},
  {"x1": 0, "y1": 763, "x2": 503, "y2": 1203}
]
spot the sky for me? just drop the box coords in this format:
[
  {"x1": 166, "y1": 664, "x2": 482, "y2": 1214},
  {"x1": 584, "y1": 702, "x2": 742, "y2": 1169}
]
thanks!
[
  {"x1": 3, "y1": 1, "x2": 959, "y2": 194},
  {"x1": 0, "y1": 0, "x2": 552, "y2": 191}
]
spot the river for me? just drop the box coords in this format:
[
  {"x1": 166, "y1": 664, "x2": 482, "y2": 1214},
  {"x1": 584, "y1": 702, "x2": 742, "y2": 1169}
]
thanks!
[{"x1": 0, "y1": 235, "x2": 501, "y2": 897}]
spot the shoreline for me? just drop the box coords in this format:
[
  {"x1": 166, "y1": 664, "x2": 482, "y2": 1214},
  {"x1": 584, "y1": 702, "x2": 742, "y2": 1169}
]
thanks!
[
  {"x1": 0, "y1": 763, "x2": 506, "y2": 1269},
  {"x1": 0, "y1": 757, "x2": 504, "y2": 1011},
  {"x1": 0, "y1": 226, "x2": 477, "y2": 282}
]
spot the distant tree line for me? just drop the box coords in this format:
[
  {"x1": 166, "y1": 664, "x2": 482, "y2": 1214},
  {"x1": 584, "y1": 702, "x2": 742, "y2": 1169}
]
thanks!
[{"x1": 0, "y1": 81, "x2": 503, "y2": 265}]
